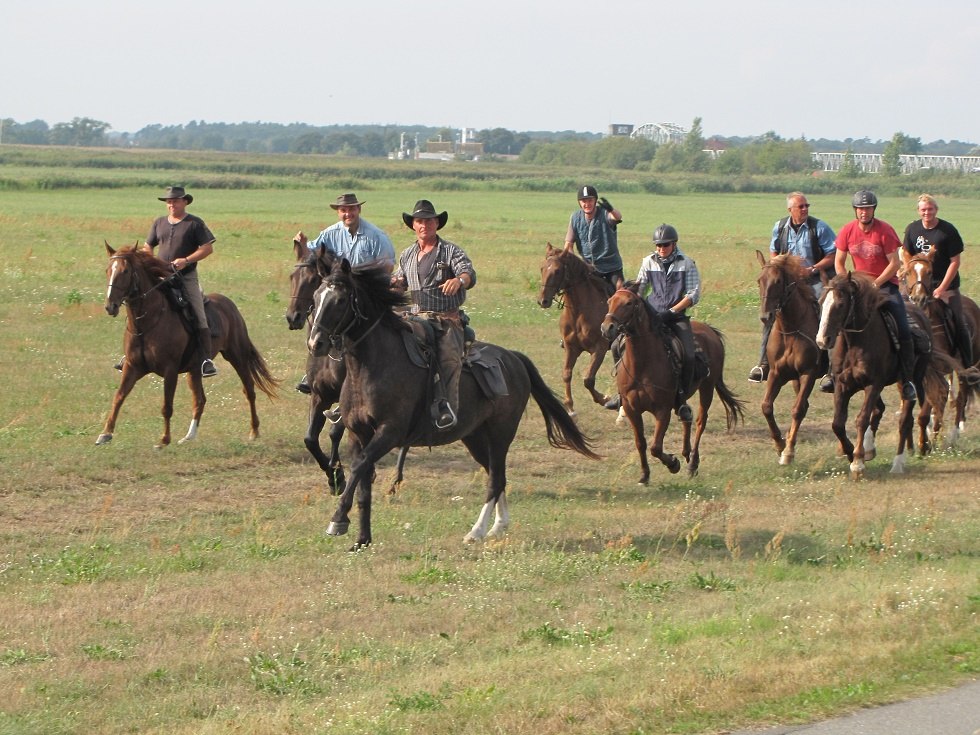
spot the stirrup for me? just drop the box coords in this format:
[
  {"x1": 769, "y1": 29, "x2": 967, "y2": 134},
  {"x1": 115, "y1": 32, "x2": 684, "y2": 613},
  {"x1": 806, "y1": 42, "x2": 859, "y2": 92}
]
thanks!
[
  {"x1": 901, "y1": 381, "x2": 917, "y2": 401},
  {"x1": 603, "y1": 395, "x2": 622, "y2": 411},
  {"x1": 434, "y1": 401, "x2": 457, "y2": 430},
  {"x1": 324, "y1": 407, "x2": 342, "y2": 423},
  {"x1": 819, "y1": 374, "x2": 834, "y2": 393},
  {"x1": 677, "y1": 403, "x2": 693, "y2": 423},
  {"x1": 201, "y1": 359, "x2": 218, "y2": 377},
  {"x1": 747, "y1": 365, "x2": 767, "y2": 383}
]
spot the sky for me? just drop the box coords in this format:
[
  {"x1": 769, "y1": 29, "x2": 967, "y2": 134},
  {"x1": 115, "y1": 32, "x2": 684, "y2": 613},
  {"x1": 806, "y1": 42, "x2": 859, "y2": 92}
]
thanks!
[{"x1": 3, "y1": 0, "x2": 979, "y2": 144}]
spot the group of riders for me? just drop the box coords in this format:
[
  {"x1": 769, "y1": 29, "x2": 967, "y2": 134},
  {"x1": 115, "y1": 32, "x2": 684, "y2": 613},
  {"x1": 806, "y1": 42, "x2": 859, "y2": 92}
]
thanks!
[{"x1": 135, "y1": 182, "x2": 971, "y2": 434}]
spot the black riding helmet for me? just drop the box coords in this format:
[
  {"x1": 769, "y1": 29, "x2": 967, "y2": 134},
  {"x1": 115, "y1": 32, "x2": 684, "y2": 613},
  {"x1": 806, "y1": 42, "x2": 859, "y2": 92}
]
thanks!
[
  {"x1": 851, "y1": 190, "x2": 878, "y2": 208},
  {"x1": 653, "y1": 223, "x2": 679, "y2": 245}
]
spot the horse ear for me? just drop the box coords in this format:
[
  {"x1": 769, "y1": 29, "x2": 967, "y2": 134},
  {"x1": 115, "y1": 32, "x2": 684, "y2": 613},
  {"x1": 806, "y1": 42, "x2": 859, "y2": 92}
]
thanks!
[
  {"x1": 755, "y1": 249, "x2": 768, "y2": 268},
  {"x1": 293, "y1": 238, "x2": 305, "y2": 262},
  {"x1": 105, "y1": 240, "x2": 116, "y2": 257},
  {"x1": 545, "y1": 242, "x2": 555, "y2": 255}
]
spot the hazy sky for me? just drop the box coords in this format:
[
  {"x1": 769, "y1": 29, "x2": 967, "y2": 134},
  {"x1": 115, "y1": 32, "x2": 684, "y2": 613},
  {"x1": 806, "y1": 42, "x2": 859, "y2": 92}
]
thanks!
[{"x1": 4, "y1": 0, "x2": 979, "y2": 143}]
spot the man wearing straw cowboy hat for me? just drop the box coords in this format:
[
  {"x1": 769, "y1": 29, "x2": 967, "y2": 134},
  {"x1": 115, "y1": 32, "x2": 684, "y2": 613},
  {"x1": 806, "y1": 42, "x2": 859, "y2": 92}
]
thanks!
[
  {"x1": 392, "y1": 199, "x2": 476, "y2": 430},
  {"x1": 294, "y1": 192, "x2": 396, "y2": 394}
]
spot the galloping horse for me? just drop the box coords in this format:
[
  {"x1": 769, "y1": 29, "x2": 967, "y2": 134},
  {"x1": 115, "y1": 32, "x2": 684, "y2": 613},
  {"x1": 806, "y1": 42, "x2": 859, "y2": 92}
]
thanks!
[
  {"x1": 307, "y1": 258, "x2": 599, "y2": 549},
  {"x1": 815, "y1": 272, "x2": 950, "y2": 477},
  {"x1": 99, "y1": 243, "x2": 278, "y2": 447},
  {"x1": 538, "y1": 244, "x2": 614, "y2": 414},
  {"x1": 286, "y1": 242, "x2": 409, "y2": 493},
  {"x1": 599, "y1": 287, "x2": 745, "y2": 483},
  {"x1": 755, "y1": 252, "x2": 823, "y2": 465},
  {"x1": 899, "y1": 248, "x2": 980, "y2": 437}
]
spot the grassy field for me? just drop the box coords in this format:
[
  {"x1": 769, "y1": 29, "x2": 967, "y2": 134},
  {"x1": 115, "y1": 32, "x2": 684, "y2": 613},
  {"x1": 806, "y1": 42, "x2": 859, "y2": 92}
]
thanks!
[{"x1": 0, "y1": 165, "x2": 978, "y2": 735}]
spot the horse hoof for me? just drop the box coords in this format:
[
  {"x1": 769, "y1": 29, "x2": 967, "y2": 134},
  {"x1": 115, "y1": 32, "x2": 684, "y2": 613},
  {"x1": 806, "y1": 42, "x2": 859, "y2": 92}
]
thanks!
[
  {"x1": 95, "y1": 433, "x2": 112, "y2": 446},
  {"x1": 326, "y1": 521, "x2": 349, "y2": 536},
  {"x1": 778, "y1": 453, "x2": 794, "y2": 466},
  {"x1": 667, "y1": 457, "x2": 681, "y2": 474}
]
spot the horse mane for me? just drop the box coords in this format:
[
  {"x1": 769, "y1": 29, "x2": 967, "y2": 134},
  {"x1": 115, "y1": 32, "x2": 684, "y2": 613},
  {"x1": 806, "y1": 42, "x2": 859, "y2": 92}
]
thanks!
[
  {"x1": 770, "y1": 253, "x2": 816, "y2": 302},
  {"x1": 558, "y1": 248, "x2": 609, "y2": 291},
  {"x1": 116, "y1": 245, "x2": 174, "y2": 283},
  {"x1": 328, "y1": 260, "x2": 409, "y2": 323},
  {"x1": 830, "y1": 271, "x2": 888, "y2": 322}
]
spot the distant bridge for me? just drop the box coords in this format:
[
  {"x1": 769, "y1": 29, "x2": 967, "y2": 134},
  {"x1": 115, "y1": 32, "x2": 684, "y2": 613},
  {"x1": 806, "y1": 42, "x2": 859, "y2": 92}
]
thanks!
[{"x1": 812, "y1": 152, "x2": 980, "y2": 174}]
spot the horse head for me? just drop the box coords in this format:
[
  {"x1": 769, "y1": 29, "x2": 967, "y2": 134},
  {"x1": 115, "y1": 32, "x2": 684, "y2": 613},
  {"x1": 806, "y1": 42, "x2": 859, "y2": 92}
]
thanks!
[
  {"x1": 537, "y1": 243, "x2": 568, "y2": 308},
  {"x1": 104, "y1": 241, "x2": 142, "y2": 318},
  {"x1": 286, "y1": 244, "x2": 324, "y2": 330},
  {"x1": 899, "y1": 248, "x2": 936, "y2": 308},
  {"x1": 817, "y1": 272, "x2": 881, "y2": 349},
  {"x1": 600, "y1": 286, "x2": 645, "y2": 341},
  {"x1": 757, "y1": 252, "x2": 810, "y2": 316}
]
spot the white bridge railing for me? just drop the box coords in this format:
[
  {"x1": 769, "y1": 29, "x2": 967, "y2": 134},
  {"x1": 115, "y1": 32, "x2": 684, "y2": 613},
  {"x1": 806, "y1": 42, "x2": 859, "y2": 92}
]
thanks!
[{"x1": 811, "y1": 152, "x2": 980, "y2": 174}]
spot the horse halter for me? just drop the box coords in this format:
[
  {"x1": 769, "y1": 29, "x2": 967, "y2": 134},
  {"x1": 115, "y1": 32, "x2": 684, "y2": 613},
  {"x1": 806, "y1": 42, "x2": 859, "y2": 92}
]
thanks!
[
  {"x1": 604, "y1": 289, "x2": 644, "y2": 336},
  {"x1": 760, "y1": 263, "x2": 798, "y2": 314},
  {"x1": 903, "y1": 257, "x2": 933, "y2": 305},
  {"x1": 107, "y1": 255, "x2": 143, "y2": 304}
]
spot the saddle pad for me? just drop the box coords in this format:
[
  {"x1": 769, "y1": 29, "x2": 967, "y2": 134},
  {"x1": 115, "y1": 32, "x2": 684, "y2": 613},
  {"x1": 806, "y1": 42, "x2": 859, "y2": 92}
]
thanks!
[{"x1": 465, "y1": 345, "x2": 508, "y2": 399}]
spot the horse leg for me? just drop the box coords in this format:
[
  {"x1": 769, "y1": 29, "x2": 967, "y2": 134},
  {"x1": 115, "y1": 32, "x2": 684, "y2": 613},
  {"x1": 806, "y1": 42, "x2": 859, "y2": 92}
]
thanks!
[
  {"x1": 686, "y1": 385, "x2": 713, "y2": 478},
  {"x1": 178, "y1": 372, "x2": 205, "y2": 445},
  {"x1": 226, "y1": 353, "x2": 260, "y2": 440},
  {"x1": 760, "y1": 377, "x2": 788, "y2": 459},
  {"x1": 831, "y1": 389, "x2": 855, "y2": 464},
  {"x1": 327, "y1": 428, "x2": 398, "y2": 549},
  {"x1": 849, "y1": 389, "x2": 880, "y2": 479},
  {"x1": 781, "y1": 375, "x2": 816, "y2": 466},
  {"x1": 96, "y1": 366, "x2": 144, "y2": 445},
  {"x1": 561, "y1": 345, "x2": 582, "y2": 415},
  {"x1": 891, "y1": 397, "x2": 915, "y2": 474},
  {"x1": 304, "y1": 393, "x2": 344, "y2": 492},
  {"x1": 157, "y1": 371, "x2": 180, "y2": 449},
  {"x1": 387, "y1": 446, "x2": 409, "y2": 495},
  {"x1": 582, "y1": 345, "x2": 611, "y2": 406},
  {"x1": 648, "y1": 408, "x2": 681, "y2": 476},
  {"x1": 624, "y1": 407, "x2": 651, "y2": 484}
]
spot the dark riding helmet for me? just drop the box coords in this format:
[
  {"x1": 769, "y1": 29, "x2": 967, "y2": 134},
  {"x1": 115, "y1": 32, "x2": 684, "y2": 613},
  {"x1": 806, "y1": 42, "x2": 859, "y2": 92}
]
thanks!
[
  {"x1": 653, "y1": 223, "x2": 679, "y2": 245},
  {"x1": 851, "y1": 190, "x2": 878, "y2": 208}
]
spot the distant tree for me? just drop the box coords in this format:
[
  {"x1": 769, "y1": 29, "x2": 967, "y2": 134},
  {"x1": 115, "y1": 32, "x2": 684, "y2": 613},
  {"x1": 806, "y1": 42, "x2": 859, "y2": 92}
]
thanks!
[
  {"x1": 49, "y1": 117, "x2": 111, "y2": 146},
  {"x1": 839, "y1": 147, "x2": 860, "y2": 178},
  {"x1": 291, "y1": 132, "x2": 324, "y2": 154},
  {"x1": 881, "y1": 137, "x2": 902, "y2": 177},
  {"x1": 682, "y1": 117, "x2": 709, "y2": 172},
  {"x1": 650, "y1": 142, "x2": 687, "y2": 172},
  {"x1": 1, "y1": 118, "x2": 49, "y2": 145}
]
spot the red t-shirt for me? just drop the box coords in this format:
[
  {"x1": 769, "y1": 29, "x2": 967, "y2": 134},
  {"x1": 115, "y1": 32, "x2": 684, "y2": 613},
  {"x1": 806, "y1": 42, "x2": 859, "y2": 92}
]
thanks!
[{"x1": 835, "y1": 218, "x2": 902, "y2": 285}]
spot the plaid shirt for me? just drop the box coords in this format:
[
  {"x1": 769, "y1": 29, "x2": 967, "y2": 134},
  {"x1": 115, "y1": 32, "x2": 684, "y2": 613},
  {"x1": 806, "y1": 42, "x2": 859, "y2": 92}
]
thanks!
[{"x1": 394, "y1": 236, "x2": 476, "y2": 314}]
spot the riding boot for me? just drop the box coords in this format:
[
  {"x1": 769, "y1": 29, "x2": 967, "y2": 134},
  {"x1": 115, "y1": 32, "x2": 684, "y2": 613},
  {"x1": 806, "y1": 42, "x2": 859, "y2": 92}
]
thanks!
[
  {"x1": 433, "y1": 322, "x2": 464, "y2": 430},
  {"x1": 898, "y1": 336, "x2": 916, "y2": 401},
  {"x1": 954, "y1": 314, "x2": 974, "y2": 366},
  {"x1": 198, "y1": 328, "x2": 218, "y2": 377}
]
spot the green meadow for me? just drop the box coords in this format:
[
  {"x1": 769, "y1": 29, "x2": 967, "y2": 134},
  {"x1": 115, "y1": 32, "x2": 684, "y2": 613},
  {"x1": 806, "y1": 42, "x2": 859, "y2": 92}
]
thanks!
[{"x1": 0, "y1": 150, "x2": 977, "y2": 735}]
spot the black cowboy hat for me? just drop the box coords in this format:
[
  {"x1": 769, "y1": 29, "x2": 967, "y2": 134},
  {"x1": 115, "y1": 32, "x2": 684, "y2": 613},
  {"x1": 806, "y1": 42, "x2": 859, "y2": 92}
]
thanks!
[
  {"x1": 402, "y1": 199, "x2": 448, "y2": 230},
  {"x1": 158, "y1": 186, "x2": 193, "y2": 204},
  {"x1": 329, "y1": 192, "x2": 365, "y2": 210}
]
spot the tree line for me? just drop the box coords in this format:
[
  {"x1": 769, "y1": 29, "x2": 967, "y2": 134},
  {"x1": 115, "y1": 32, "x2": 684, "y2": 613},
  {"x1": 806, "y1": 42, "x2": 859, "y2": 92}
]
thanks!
[{"x1": 2, "y1": 116, "x2": 977, "y2": 177}]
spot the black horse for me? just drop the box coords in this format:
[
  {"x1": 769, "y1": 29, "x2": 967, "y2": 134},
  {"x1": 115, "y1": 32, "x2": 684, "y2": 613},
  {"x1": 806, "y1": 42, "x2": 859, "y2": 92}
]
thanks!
[
  {"x1": 286, "y1": 242, "x2": 408, "y2": 493},
  {"x1": 307, "y1": 258, "x2": 600, "y2": 549}
]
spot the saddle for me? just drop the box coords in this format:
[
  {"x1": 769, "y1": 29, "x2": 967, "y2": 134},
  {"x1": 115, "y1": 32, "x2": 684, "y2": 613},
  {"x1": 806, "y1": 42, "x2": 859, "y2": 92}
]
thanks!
[
  {"x1": 880, "y1": 309, "x2": 930, "y2": 355},
  {"x1": 398, "y1": 315, "x2": 509, "y2": 401},
  {"x1": 163, "y1": 277, "x2": 222, "y2": 340}
]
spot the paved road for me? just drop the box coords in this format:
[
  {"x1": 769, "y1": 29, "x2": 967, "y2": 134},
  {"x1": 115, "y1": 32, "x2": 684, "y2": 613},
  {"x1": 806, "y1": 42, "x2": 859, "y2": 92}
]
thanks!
[{"x1": 727, "y1": 679, "x2": 980, "y2": 734}]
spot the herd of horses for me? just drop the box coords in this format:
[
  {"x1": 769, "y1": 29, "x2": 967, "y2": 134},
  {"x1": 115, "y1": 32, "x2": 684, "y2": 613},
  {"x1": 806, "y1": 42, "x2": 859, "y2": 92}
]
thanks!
[{"x1": 98, "y1": 241, "x2": 980, "y2": 545}]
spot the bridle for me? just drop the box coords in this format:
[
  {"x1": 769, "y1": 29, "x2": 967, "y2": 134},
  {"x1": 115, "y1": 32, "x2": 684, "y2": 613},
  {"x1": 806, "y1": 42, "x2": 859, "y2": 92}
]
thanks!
[
  {"x1": 107, "y1": 254, "x2": 176, "y2": 335},
  {"x1": 759, "y1": 262, "x2": 799, "y2": 316},
  {"x1": 602, "y1": 289, "x2": 645, "y2": 338},
  {"x1": 310, "y1": 279, "x2": 382, "y2": 355}
]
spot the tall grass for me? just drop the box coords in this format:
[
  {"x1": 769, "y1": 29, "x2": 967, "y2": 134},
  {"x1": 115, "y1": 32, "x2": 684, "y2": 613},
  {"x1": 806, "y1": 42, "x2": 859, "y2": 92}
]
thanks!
[{"x1": 0, "y1": 161, "x2": 977, "y2": 735}]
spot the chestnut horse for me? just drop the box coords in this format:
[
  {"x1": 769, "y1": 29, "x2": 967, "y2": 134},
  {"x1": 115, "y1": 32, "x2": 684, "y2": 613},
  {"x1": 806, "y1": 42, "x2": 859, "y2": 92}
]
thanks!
[
  {"x1": 286, "y1": 242, "x2": 409, "y2": 493},
  {"x1": 755, "y1": 252, "x2": 823, "y2": 465},
  {"x1": 99, "y1": 243, "x2": 278, "y2": 447},
  {"x1": 599, "y1": 287, "x2": 745, "y2": 483},
  {"x1": 307, "y1": 258, "x2": 599, "y2": 549},
  {"x1": 899, "y1": 248, "x2": 980, "y2": 439},
  {"x1": 537, "y1": 244, "x2": 614, "y2": 414},
  {"x1": 815, "y1": 272, "x2": 952, "y2": 477}
]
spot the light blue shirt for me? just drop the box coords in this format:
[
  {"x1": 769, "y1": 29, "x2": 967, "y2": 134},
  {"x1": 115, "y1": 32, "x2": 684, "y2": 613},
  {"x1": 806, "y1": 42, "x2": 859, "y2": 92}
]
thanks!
[{"x1": 307, "y1": 218, "x2": 395, "y2": 270}]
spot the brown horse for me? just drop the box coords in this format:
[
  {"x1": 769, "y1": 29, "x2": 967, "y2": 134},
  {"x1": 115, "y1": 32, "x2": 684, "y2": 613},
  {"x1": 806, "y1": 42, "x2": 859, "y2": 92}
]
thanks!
[
  {"x1": 285, "y1": 243, "x2": 408, "y2": 493},
  {"x1": 755, "y1": 251, "x2": 823, "y2": 465},
  {"x1": 599, "y1": 287, "x2": 745, "y2": 483},
  {"x1": 537, "y1": 244, "x2": 614, "y2": 414},
  {"x1": 815, "y1": 271, "x2": 951, "y2": 477},
  {"x1": 99, "y1": 243, "x2": 278, "y2": 447},
  {"x1": 899, "y1": 248, "x2": 980, "y2": 439},
  {"x1": 307, "y1": 258, "x2": 600, "y2": 549}
]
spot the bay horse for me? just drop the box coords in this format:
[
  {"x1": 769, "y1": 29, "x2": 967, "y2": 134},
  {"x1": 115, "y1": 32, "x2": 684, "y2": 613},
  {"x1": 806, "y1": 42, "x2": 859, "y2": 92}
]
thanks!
[
  {"x1": 815, "y1": 271, "x2": 951, "y2": 478},
  {"x1": 899, "y1": 247, "x2": 980, "y2": 439},
  {"x1": 285, "y1": 242, "x2": 409, "y2": 493},
  {"x1": 307, "y1": 258, "x2": 600, "y2": 549},
  {"x1": 99, "y1": 243, "x2": 278, "y2": 447},
  {"x1": 537, "y1": 244, "x2": 614, "y2": 414},
  {"x1": 599, "y1": 287, "x2": 745, "y2": 484},
  {"x1": 755, "y1": 251, "x2": 823, "y2": 465}
]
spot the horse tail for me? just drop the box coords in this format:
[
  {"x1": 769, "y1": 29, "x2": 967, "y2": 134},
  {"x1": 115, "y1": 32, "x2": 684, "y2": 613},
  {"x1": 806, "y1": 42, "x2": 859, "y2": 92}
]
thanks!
[
  {"x1": 243, "y1": 340, "x2": 280, "y2": 399},
  {"x1": 514, "y1": 351, "x2": 601, "y2": 460},
  {"x1": 706, "y1": 326, "x2": 746, "y2": 431},
  {"x1": 925, "y1": 350, "x2": 980, "y2": 407},
  {"x1": 714, "y1": 378, "x2": 747, "y2": 431}
]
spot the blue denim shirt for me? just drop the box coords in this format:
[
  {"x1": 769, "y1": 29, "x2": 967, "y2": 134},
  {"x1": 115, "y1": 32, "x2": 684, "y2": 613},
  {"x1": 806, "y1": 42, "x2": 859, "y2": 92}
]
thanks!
[{"x1": 307, "y1": 218, "x2": 395, "y2": 270}]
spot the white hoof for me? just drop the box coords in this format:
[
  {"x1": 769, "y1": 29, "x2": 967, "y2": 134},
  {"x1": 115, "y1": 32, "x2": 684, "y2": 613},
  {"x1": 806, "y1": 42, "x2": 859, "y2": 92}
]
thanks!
[
  {"x1": 95, "y1": 433, "x2": 112, "y2": 446},
  {"x1": 890, "y1": 453, "x2": 907, "y2": 474}
]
